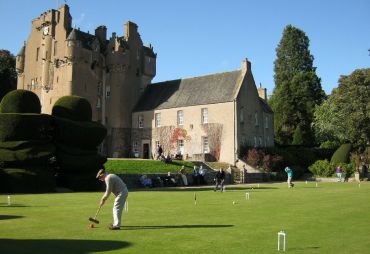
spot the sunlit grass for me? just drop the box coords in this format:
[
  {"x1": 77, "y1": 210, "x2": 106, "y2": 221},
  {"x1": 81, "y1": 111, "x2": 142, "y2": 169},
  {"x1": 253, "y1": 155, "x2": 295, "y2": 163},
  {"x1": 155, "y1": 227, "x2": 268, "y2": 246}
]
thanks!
[{"x1": 1, "y1": 182, "x2": 369, "y2": 253}]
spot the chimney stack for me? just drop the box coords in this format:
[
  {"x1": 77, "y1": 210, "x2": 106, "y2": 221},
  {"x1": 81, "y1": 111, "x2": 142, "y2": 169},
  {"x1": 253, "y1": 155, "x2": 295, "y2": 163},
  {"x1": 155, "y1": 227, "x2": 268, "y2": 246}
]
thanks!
[{"x1": 257, "y1": 83, "x2": 267, "y2": 101}]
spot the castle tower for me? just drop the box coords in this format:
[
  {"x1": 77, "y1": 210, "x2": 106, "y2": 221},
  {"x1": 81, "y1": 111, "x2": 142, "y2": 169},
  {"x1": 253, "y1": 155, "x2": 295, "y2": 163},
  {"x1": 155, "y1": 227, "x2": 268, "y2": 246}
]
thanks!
[
  {"x1": 103, "y1": 21, "x2": 156, "y2": 157},
  {"x1": 17, "y1": 5, "x2": 156, "y2": 157}
]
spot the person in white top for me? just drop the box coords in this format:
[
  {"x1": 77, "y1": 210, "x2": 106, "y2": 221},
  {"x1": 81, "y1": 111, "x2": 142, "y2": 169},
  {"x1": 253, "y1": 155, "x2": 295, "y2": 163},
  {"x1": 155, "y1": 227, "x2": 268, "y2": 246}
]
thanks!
[{"x1": 96, "y1": 168, "x2": 128, "y2": 230}]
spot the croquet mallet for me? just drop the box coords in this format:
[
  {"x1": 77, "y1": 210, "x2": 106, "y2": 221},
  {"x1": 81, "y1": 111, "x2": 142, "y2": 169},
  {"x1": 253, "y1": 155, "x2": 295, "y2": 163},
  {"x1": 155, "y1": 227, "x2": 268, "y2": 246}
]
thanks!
[{"x1": 89, "y1": 206, "x2": 102, "y2": 224}]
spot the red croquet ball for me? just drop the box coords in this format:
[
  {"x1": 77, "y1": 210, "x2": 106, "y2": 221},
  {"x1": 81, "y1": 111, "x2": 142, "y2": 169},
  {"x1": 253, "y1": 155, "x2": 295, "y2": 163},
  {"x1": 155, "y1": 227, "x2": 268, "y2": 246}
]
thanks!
[{"x1": 89, "y1": 223, "x2": 94, "y2": 228}]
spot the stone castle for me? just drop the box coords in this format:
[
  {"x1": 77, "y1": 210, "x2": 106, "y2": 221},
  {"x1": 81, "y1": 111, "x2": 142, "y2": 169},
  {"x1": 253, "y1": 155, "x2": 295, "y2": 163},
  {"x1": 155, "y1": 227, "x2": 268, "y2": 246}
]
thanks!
[
  {"x1": 16, "y1": 4, "x2": 156, "y2": 157},
  {"x1": 16, "y1": 4, "x2": 274, "y2": 164}
]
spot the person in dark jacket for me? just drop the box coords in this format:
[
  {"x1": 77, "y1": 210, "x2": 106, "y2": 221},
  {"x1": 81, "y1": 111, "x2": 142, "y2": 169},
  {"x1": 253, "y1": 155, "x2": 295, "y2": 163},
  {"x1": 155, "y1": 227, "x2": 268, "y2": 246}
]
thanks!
[{"x1": 214, "y1": 168, "x2": 225, "y2": 192}]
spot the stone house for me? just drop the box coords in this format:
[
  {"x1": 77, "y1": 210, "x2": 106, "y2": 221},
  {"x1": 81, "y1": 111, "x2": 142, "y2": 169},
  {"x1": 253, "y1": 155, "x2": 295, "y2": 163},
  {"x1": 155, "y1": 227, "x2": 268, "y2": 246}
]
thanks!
[{"x1": 131, "y1": 59, "x2": 274, "y2": 164}]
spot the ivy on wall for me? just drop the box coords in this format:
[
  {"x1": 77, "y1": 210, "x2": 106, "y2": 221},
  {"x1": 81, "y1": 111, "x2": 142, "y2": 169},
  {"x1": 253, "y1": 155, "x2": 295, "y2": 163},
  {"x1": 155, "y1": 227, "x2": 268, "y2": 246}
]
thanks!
[
  {"x1": 171, "y1": 127, "x2": 191, "y2": 146},
  {"x1": 153, "y1": 126, "x2": 175, "y2": 155},
  {"x1": 201, "y1": 123, "x2": 223, "y2": 160}
]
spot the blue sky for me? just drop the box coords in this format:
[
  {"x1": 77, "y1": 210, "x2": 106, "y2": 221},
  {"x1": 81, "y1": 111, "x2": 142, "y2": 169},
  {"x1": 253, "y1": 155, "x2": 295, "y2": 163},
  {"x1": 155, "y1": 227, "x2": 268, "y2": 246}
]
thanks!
[{"x1": 1, "y1": 0, "x2": 369, "y2": 96}]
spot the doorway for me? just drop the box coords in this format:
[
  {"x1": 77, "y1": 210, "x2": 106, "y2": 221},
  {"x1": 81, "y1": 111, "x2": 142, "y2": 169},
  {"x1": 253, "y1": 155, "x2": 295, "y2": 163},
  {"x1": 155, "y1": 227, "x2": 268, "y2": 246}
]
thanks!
[{"x1": 143, "y1": 143, "x2": 150, "y2": 159}]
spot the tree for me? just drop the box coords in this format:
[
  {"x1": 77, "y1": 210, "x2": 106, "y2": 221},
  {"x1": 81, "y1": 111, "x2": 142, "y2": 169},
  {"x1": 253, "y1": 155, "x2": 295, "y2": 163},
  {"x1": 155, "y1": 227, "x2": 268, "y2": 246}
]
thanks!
[
  {"x1": 313, "y1": 69, "x2": 370, "y2": 148},
  {"x1": 292, "y1": 125, "x2": 304, "y2": 145},
  {"x1": 269, "y1": 25, "x2": 325, "y2": 145},
  {"x1": 0, "y1": 50, "x2": 17, "y2": 101}
]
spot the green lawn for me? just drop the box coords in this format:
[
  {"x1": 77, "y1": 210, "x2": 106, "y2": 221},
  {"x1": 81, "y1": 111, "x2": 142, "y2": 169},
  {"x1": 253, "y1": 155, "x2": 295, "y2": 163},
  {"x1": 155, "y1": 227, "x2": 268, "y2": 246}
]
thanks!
[
  {"x1": 1, "y1": 182, "x2": 370, "y2": 254},
  {"x1": 105, "y1": 159, "x2": 194, "y2": 174}
]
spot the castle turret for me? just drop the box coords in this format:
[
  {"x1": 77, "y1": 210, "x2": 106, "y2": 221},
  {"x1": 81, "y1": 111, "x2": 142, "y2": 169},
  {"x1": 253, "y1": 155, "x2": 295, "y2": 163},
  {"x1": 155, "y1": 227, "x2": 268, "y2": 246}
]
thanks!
[
  {"x1": 16, "y1": 44, "x2": 25, "y2": 73},
  {"x1": 95, "y1": 25, "x2": 107, "y2": 49},
  {"x1": 124, "y1": 21, "x2": 139, "y2": 41},
  {"x1": 65, "y1": 29, "x2": 80, "y2": 59}
]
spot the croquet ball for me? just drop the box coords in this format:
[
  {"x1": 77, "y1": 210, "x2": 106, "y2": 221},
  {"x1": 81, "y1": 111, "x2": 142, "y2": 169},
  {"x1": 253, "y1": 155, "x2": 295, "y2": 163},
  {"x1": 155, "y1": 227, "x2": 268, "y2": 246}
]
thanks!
[
  {"x1": 233, "y1": 201, "x2": 236, "y2": 205},
  {"x1": 89, "y1": 223, "x2": 94, "y2": 228}
]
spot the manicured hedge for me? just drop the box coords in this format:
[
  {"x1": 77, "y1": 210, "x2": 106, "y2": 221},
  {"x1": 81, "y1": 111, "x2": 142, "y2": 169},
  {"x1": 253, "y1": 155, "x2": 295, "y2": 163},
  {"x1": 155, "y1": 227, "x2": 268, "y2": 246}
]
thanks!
[
  {"x1": 0, "y1": 90, "x2": 41, "y2": 114},
  {"x1": 52, "y1": 96, "x2": 92, "y2": 122},
  {"x1": 0, "y1": 143, "x2": 55, "y2": 162},
  {"x1": 0, "y1": 113, "x2": 53, "y2": 142},
  {"x1": 0, "y1": 168, "x2": 55, "y2": 193},
  {"x1": 331, "y1": 144, "x2": 352, "y2": 164},
  {"x1": 56, "y1": 151, "x2": 106, "y2": 172},
  {"x1": 54, "y1": 117, "x2": 106, "y2": 148},
  {"x1": 0, "y1": 140, "x2": 52, "y2": 150},
  {"x1": 59, "y1": 172, "x2": 102, "y2": 191},
  {"x1": 56, "y1": 143, "x2": 97, "y2": 155}
]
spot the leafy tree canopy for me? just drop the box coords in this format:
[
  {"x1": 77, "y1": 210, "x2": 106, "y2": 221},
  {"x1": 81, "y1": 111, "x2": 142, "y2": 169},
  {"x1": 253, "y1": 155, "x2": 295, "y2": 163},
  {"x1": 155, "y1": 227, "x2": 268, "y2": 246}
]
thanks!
[
  {"x1": 270, "y1": 25, "x2": 325, "y2": 145},
  {"x1": 313, "y1": 68, "x2": 370, "y2": 148},
  {"x1": 0, "y1": 50, "x2": 17, "y2": 101}
]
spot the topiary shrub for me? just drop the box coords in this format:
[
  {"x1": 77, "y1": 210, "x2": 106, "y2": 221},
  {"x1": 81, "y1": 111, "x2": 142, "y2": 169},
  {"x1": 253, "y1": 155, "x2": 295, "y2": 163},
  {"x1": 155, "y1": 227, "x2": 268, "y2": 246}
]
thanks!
[
  {"x1": 0, "y1": 114, "x2": 53, "y2": 141},
  {"x1": 53, "y1": 117, "x2": 107, "y2": 148},
  {"x1": 60, "y1": 172, "x2": 102, "y2": 191},
  {"x1": 56, "y1": 151, "x2": 106, "y2": 172},
  {"x1": 331, "y1": 144, "x2": 352, "y2": 164},
  {"x1": 0, "y1": 167, "x2": 55, "y2": 193},
  {"x1": 0, "y1": 90, "x2": 41, "y2": 113},
  {"x1": 0, "y1": 141, "x2": 55, "y2": 164},
  {"x1": 52, "y1": 96, "x2": 92, "y2": 122}
]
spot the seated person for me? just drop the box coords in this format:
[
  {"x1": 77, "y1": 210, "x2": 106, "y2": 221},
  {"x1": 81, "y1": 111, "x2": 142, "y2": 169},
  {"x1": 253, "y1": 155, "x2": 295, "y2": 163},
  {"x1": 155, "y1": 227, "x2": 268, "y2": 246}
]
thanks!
[
  {"x1": 175, "y1": 151, "x2": 182, "y2": 160},
  {"x1": 164, "y1": 153, "x2": 172, "y2": 163},
  {"x1": 163, "y1": 172, "x2": 176, "y2": 186},
  {"x1": 140, "y1": 175, "x2": 153, "y2": 188}
]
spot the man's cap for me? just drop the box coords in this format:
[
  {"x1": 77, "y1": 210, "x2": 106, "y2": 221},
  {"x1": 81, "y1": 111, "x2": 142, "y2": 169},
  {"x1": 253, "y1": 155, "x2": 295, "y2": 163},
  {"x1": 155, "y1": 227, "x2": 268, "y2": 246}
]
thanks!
[{"x1": 96, "y1": 169, "x2": 106, "y2": 178}]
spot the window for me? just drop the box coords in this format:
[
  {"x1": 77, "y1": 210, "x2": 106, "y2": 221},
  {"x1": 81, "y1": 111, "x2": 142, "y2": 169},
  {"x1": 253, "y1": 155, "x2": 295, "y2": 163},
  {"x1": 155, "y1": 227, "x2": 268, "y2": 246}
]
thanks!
[
  {"x1": 133, "y1": 141, "x2": 139, "y2": 157},
  {"x1": 177, "y1": 139, "x2": 184, "y2": 154},
  {"x1": 155, "y1": 113, "x2": 161, "y2": 127},
  {"x1": 177, "y1": 110, "x2": 184, "y2": 125},
  {"x1": 36, "y1": 47, "x2": 39, "y2": 61},
  {"x1": 259, "y1": 137, "x2": 262, "y2": 147},
  {"x1": 202, "y1": 137, "x2": 209, "y2": 153},
  {"x1": 201, "y1": 108, "x2": 208, "y2": 124},
  {"x1": 254, "y1": 136, "x2": 257, "y2": 147},
  {"x1": 106, "y1": 86, "x2": 110, "y2": 98},
  {"x1": 265, "y1": 116, "x2": 268, "y2": 129},
  {"x1": 138, "y1": 115, "x2": 144, "y2": 128},
  {"x1": 255, "y1": 112, "x2": 258, "y2": 126}
]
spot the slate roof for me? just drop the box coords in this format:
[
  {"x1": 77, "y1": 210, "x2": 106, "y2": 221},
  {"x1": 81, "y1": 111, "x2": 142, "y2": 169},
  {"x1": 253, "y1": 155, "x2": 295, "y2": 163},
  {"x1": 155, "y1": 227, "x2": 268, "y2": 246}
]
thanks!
[
  {"x1": 133, "y1": 70, "x2": 242, "y2": 112},
  {"x1": 67, "y1": 29, "x2": 97, "y2": 50},
  {"x1": 258, "y1": 97, "x2": 273, "y2": 114}
]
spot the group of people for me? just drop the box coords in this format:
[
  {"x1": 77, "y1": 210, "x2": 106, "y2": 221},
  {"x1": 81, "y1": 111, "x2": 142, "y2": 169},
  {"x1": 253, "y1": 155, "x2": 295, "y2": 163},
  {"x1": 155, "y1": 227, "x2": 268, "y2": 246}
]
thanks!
[
  {"x1": 156, "y1": 145, "x2": 183, "y2": 163},
  {"x1": 284, "y1": 164, "x2": 347, "y2": 188}
]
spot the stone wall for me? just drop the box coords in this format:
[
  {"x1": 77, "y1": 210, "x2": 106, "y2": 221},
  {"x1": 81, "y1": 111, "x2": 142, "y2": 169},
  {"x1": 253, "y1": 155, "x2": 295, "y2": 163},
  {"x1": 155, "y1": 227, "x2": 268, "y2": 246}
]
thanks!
[{"x1": 116, "y1": 170, "x2": 232, "y2": 189}]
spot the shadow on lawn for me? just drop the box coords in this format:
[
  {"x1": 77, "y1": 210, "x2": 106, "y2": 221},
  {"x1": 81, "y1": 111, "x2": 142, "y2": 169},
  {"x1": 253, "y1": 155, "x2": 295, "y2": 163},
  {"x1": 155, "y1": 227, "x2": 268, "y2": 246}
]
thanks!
[
  {"x1": 0, "y1": 215, "x2": 24, "y2": 220},
  {"x1": 0, "y1": 239, "x2": 131, "y2": 254},
  {"x1": 122, "y1": 224, "x2": 233, "y2": 230},
  {"x1": 0, "y1": 204, "x2": 30, "y2": 208},
  {"x1": 289, "y1": 246, "x2": 320, "y2": 251},
  {"x1": 148, "y1": 186, "x2": 278, "y2": 192}
]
